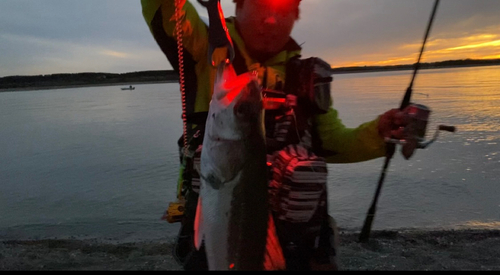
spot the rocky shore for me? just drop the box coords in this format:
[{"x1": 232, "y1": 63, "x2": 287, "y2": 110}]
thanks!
[{"x1": 2, "y1": 229, "x2": 499, "y2": 271}]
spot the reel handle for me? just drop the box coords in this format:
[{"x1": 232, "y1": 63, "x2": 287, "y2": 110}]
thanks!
[
  {"x1": 386, "y1": 123, "x2": 457, "y2": 159},
  {"x1": 438, "y1": 125, "x2": 456, "y2": 133}
]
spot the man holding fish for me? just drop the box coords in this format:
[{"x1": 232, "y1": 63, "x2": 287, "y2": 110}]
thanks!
[{"x1": 141, "y1": 0, "x2": 409, "y2": 270}]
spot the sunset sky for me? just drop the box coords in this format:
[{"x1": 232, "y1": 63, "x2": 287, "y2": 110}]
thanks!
[{"x1": 1, "y1": 0, "x2": 499, "y2": 77}]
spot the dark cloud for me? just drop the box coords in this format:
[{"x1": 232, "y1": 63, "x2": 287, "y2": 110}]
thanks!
[
  {"x1": 1, "y1": 0, "x2": 499, "y2": 77},
  {"x1": 0, "y1": 0, "x2": 165, "y2": 76},
  {"x1": 293, "y1": 0, "x2": 500, "y2": 66}
]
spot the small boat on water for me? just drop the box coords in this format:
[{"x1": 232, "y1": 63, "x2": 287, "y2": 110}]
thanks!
[{"x1": 121, "y1": 85, "x2": 135, "y2": 90}]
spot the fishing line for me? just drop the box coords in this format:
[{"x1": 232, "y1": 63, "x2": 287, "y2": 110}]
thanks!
[
  {"x1": 291, "y1": 109, "x2": 301, "y2": 143},
  {"x1": 400, "y1": 0, "x2": 441, "y2": 110}
]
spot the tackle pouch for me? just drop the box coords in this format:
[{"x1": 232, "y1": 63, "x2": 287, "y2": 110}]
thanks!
[
  {"x1": 285, "y1": 56, "x2": 333, "y2": 115},
  {"x1": 190, "y1": 144, "x2": 203, "y2": 194},
  {"x1": 269, "y1": 144, "x2": 328, "y2": 223},
  {"x1": 177, "y1": 125, "x2": 204, "y2": 196}
]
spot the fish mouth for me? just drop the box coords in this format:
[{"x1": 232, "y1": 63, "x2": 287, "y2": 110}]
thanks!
[
  {"x1": 234, "y1": 82, "x2": 263, "y2": 118},
  {"x1": 214, "y1": 63, "x2": 260, "y2": 108}
]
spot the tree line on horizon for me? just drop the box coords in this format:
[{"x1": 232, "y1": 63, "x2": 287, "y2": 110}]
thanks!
[
  {"x1": 0, "y1": 70, "x2": 179, "y2": 90},
  {"x1": 1, "y1": 58, "x2": 499, "y2": 90},
  {"x1": 329, "y1": 58, "x2": 500, "y2": 74}
]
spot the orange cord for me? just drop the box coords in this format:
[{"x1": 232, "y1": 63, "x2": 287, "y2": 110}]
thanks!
[{"x1": 175, "y1": 0, "x2": 188, "y2": 199}]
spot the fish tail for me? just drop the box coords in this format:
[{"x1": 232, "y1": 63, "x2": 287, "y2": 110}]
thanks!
[{"x1": 263, "y1": 212, "x2": 286, "y2": 270}]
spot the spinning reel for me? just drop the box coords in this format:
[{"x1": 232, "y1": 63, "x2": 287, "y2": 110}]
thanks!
[{"x1": 385, "y1": 103, "x2": 456, "y2": 160}]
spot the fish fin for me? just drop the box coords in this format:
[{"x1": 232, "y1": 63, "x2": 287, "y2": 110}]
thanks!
[
  {"x1": 194, "y1": 196, "x2": 204, "y2": 250},
  {"x1": 263, "y1": 212, "x2": 286, "y2": 270}
]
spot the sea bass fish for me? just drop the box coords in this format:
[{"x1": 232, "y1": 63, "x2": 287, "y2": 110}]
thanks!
[{"x1": 193, "y1": 62, "x2": 271, "y2": 270}]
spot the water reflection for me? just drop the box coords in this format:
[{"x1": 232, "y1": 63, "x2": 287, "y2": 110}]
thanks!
[
  {"x1": 1, "y1": 66, "x2": 499, "y2": 240},
  {"x1": 330, "y1": 65, "x2": 500, "y2": 230}
]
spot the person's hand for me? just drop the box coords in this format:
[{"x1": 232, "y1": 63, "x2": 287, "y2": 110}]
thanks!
[{"x1": 378, "y1": 107, "x2": 410, "y2": 140}]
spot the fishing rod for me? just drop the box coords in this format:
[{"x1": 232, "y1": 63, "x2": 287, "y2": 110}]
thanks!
[{"x1": 359, "y1": 0, "x2": 456, "y2": 243}]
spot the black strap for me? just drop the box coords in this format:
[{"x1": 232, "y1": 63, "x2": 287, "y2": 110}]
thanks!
[{"x1": 232, "y1": 42, "x2": 249, "y2": 76}]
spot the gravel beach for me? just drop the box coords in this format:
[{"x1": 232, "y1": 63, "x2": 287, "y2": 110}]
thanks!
[{"x1": 1, "y1": 229, "x2": 499, "y2": 271}]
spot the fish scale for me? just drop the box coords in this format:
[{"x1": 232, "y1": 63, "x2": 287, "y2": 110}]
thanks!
[{"x1": 194, "y1": 62, "x2": 271, "y2": 270}]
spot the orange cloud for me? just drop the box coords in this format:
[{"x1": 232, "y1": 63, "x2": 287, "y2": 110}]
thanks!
[
  {"x1": 447, "y1": 40, "x2": 500, "y2": 51},
  {"x1": 336, "y1": 30, "x2": 500, "y2": 68},
  {"x1": 100, "y1": 50, "x2": 130, "y2": 59}
]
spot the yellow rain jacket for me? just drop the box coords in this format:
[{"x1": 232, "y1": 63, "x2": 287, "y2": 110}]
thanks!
[{"x1": 141, "y1": 0, "x2": 386, "y2": 163}]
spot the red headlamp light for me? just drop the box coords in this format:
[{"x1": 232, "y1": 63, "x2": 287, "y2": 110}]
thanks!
[
  {"x1": 233, "y1": 0, "x2": 301, "y2": 4},
  {"x1": 233, "y1": 0, "x2": 301, "y2": 14}
]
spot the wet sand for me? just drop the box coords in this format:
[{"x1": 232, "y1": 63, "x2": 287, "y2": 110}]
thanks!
[{"x1": 1, "y1": 229, "x2": 499, "y2": 270}]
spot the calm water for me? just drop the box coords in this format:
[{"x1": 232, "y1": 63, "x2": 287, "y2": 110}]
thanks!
[{"x1": 1, "y1": 66, "x2": 499, "y2": 242}]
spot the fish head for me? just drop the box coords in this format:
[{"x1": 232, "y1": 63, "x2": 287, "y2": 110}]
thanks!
[{"x1": 206, "y1": 63, "x2": 264, "y2": 140}]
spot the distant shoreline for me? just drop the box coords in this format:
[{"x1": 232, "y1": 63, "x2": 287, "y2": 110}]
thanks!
[
  {"x1": 329, "y1": 59, "x2": 500, "y2": 74},
  {"x1": 1, "y1": 58, "x2": 499, "y2": 92},
  {"x1": 0, "y1": 80, "x2": 176, "y2": 93}
]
